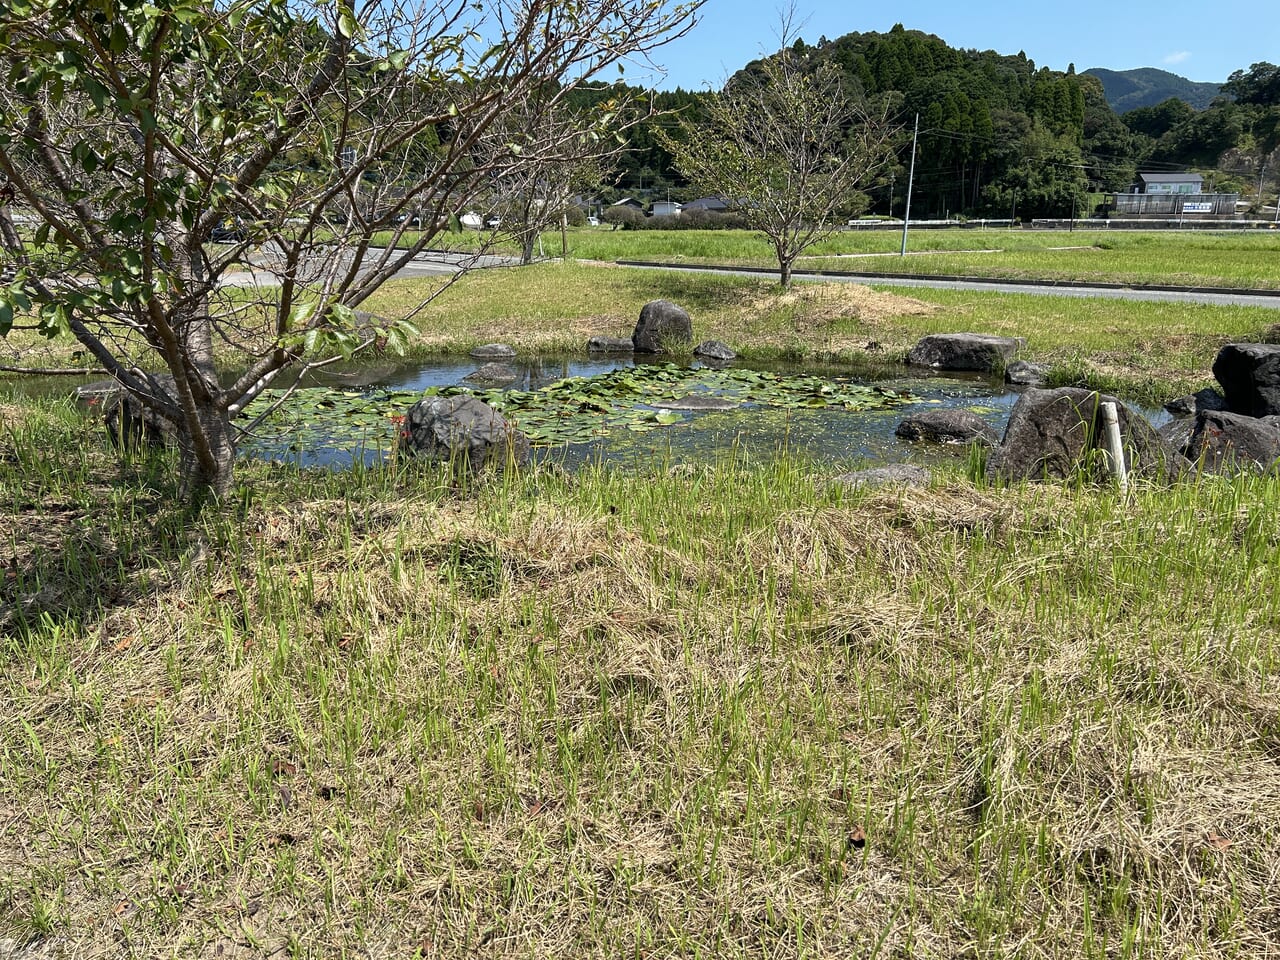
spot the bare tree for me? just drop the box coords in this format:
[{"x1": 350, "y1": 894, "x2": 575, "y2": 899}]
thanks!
[
  {"x1": 661, "y1": 46, "x2": 895, "y2": 286},
  {"x1": 481, "y1": 100, "x2": 616, "y2": 265},
  {"x1": 0, "y1": 0, "x2": 699, "y2": 502}
]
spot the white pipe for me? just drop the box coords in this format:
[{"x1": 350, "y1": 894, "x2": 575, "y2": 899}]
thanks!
[{"x1": 1101, "y1": 402, "x2": 1128, "y2": 492}]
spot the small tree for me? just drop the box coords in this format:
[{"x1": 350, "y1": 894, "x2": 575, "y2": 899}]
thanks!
[
  {"x1": 661, "y1": 48, "x2": 894, "y2": 286},
  {"x1": 601, "y1": 205, "x2": 644, "y2": 229},
  {"x1": 480, "y1": 100, "x2": 614, "y2": 264},
  {"x1": 0, "y1": 0, "x2": 698, "y2": 502}
]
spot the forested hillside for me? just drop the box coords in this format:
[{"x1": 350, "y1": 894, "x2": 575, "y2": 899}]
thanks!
[
  {"x1": 594, "y1": 27, "x2": 1280, "y2": 221},
  {"x1": 1084, "y1": 67, "x2": 1222, "y2": 112}
]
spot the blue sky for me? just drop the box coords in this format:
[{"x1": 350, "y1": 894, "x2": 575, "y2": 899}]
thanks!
[{"x1": 635, "y1": 0, "x2": 1277, "y2": 90}]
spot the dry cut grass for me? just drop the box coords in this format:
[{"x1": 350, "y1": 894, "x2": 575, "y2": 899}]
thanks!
[{"x1": 2, "y1": 406, "x2": 1280, "y2": 958}]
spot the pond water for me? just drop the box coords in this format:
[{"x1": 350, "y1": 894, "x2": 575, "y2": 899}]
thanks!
[
  {"x1": 243, "y1": 356, "x2": 1052, "y2": 472},
  {"x1": 7, "y1": 356, "x2": 1170, "y2": 474}
]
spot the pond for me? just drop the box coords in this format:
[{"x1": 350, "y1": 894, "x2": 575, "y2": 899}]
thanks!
[
  {"x1": 237, "y1": 355, "x2": 1053, "y2": 472},
  {"x1": 8, "y1": 356, "x2": 1170, "y2": 473}
]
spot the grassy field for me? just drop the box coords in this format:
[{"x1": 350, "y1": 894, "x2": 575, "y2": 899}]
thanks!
[
  {"x1": 554, "y1": 227, "x2": 1280, "y2": 290},
  {"x1": 360, "y1": 225, "x2": 1280, "y2": 291},
  {"x1": 2, "y1": 401, "x2": 1279, "y2": 958},
  {"x1": 3, "y1": 246, "x2": 1280, "y2": 958}
]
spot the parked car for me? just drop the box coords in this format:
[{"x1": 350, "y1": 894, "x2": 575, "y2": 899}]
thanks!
[{"x1": 210, "y1": 220, "x2": 246, "y2": 242}]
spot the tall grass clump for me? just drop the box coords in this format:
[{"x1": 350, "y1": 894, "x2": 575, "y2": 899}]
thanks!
[{"x1": 3, "y1": 395, "x2": 1279, "y2": 957}]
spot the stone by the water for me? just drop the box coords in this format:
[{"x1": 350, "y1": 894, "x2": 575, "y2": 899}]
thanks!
[
  {"x1": 1004, "y1": 360, "x2": 1049, "y2": 386},
  {"x1": 1164, "y1": 387, "x2": 1228, "y2": 418},
  {"x1": 693, "y1": 340, "x2": 736, "y2": 361},
  {"x1": 1184, "y1": 409, "x2": 1280, "y2": 474},
  {"x1": 895, "y1": 409, "x2": 999, "y2": 446},
  {"x1": 832, "y1": 464, "x2": 931, "y2": 489},
  {"x1": 586, "y1": 336, "x2": 635, "y2": 353},
  {"x1": 463, "y1": 362, "x2": 519, "y2": 384},
  {"x1": 470, "y1": 342, "x2": 517, "y2": 360},
  {"x1": 632, "y1": 300, "x2": 693, "y2": 354},
  {"x1": 399, "y1": 395, "x2": 529, "y2": 470},
  {"x1": 987, "y1": 387, "x2": 1186, "y2": 484},
  {"x1": 906, "y1": 333, "x2": 1024, "y2": 372},
  {"x1": 1211, "y1": 343, "x2": 1280, "y2": 417}
]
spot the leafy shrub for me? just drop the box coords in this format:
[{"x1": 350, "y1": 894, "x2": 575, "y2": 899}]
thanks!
[
  {"x1": 601, "y1": 206, "x2": 645, "y2": 230},
  {"x1": 635, "y1": 210, "x2": 751, "y2": 230}
]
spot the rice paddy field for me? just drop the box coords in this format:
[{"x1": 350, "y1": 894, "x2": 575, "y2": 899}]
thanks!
[{"x1": 2, "y1": 232, "x2": 1280, "y2": 958}]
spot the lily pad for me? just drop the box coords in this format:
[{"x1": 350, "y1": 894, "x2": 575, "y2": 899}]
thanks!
[{"x1": 239, "y1": 361, "x2": 915, "y2": 457}]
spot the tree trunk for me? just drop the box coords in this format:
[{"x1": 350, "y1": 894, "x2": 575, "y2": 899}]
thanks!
[
  {"x1": 178, "y1": 402, "x2": 236, "y2": 503},
  {"x1": 521, "y1": 234, "x2": 536, "y2": 265},
  {"x1": 172, "y1": 259, "x2": 236, "y2": 504},
  {"x1": 780, "y1": 258, "x2": 793, "y2": 288}
]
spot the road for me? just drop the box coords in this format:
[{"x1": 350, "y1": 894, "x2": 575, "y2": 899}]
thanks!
[
  {"x1": 223, "y1": 248, "x2": 1280, "y2": 311},
  {"x1": 220, "y1": 248, "x2": 517, "y2": 288}
]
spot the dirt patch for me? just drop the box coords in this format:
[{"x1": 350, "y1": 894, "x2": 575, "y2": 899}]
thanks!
[
  {"x1": 739, "y1": 282, "x2": 937, "y2": 326},
  {"x1": 0, "y1": 402, "x2": 29, "y2": 430}
]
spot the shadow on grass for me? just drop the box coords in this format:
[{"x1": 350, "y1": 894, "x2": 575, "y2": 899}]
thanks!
[{"x1": 0, "y1": 446, "x2": 219, "y2": 642}]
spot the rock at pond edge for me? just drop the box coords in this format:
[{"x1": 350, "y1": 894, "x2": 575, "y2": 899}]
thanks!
[
  {"x1": 906, "y1": 333, "x2": 1025, "y2": 372},
  {"x1": 694, "y1": 340, "x2": 736, "y2": 361},
  {"x1": 632, "y1": 300, "x2": 693, "y2": 354},
  {"x1": 470, "y1": 342, "x2": 517, "y2": 360},
  {"x1": 987, "y1": 386, "x2": 1186, "y2": 484},
  {"x1": 400, "y1": 395, "x2": 530, "y2": 470},
  {"x1": 895, "y1": 409, "x2": 1000, "y2": 447},
  {"x1": 832, "y1": 464, "x2": 931, "y2": 489}
]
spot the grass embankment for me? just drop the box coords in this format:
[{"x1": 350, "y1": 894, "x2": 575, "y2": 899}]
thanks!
[
  {"x1": 363, "y1": 263, "x2": 1277, "y2": 405},
  {"x1": 2, "y1": 402, "x2": 1279, "y2": 957},
  {"x1": 554, "y1": 228, "x2": 1280, "y2": 291}
]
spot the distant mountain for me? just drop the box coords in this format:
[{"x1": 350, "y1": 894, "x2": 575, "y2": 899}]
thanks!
[{"x1": 1083, "y1": 67, "x2": 1222, "y2": 112}]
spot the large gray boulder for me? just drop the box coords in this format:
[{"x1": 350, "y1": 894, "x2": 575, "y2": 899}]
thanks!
[
  {"x1": 632, "y1": 300, "x2": 693, "y2": 354},
  {"x1": 987, "y1": 387, "x2": 1186, "y2": 484},
  {"x1": 399, "y1": 395, "x2": 530, "y2": 470},
  {"x1": 906, "y1": 333, "x2": 1025, "y2": 372},
  {"x1": 1211, "y1": 343, "x2": 1280, "y2": 417},
  {"x1": 1183, "y1": 410, "x2": 1280, "y2": 474},
  {"x1": 895, "y1": 409, "x2": 1000, "y2": 446}
]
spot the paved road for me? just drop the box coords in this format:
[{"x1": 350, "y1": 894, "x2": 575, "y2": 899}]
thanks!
[
  {"x1": 222, "y1": 249, "x2": 1280, "y2": 311},
  {"x1": 616, "y1": 261, "x2": 1280, "y2": 310},
  {"x1": 221, "y1": 248, "x2": 517, "y2": 288}
]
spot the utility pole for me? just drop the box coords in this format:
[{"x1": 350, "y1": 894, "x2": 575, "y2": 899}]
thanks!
[{"x1": 900, "y1": 114, "x2": 918, "y2": 257}]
